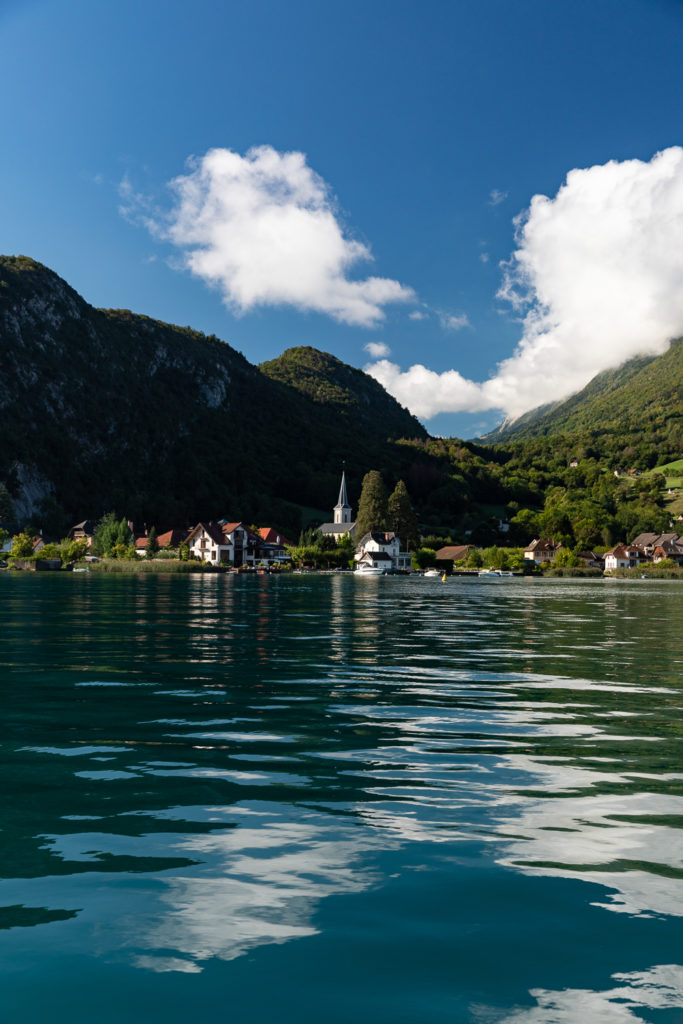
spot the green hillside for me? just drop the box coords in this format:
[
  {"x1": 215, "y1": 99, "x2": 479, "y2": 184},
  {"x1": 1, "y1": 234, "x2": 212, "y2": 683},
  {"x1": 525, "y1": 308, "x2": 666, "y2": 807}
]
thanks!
[{"x1": 485, "y1": 339, "x2": 683, "y2": 467}]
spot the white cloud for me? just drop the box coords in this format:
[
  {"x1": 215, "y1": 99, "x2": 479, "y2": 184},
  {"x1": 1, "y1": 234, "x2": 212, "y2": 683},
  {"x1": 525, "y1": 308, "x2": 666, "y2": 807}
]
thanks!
[
  {"x1": 408, "y1": 310, "x2": 428, "y2": 321},
  {"x1": 489, "y1": 188, "x2": 508, "y2": 206},
  {"x1": 369, "y1": 148, "x2": 683, "y2": 421},
  {"x1": 439, "y1": 312, "x2": 471, "y2": 331},
  {"x1": 146, "y1": 146, "x2": 414, "y2": 326},
  {"x1": 479, "y1": 252, "x2": 490, "y2": 263},
  {"x1": 364, "y1": 341, "x2": 391, "y2": 358}
]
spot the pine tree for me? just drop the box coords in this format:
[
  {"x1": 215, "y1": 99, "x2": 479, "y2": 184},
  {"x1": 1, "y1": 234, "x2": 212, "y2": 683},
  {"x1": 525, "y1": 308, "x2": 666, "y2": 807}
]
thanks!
[
  {"x1": 354, "y1": 470, "x2": 388, "y2": 538},
  {"x1": 387, "y1": 480, "x2": 419, "y2": 550},
  {"x1": 146, "y1": 526, "x2": 158, "y2": 559}
]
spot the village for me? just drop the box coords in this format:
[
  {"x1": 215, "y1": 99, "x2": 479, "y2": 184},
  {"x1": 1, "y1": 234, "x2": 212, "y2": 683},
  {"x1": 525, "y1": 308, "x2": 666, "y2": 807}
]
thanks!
[{"x1": 1, "y1": 471, "x2": 682, "y2": 576}]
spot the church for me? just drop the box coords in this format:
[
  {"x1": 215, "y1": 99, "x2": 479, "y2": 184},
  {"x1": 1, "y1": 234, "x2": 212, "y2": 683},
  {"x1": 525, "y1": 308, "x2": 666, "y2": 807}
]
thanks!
[{"x1": 318, "y1": 471, "x2": 357, "y2": 540}]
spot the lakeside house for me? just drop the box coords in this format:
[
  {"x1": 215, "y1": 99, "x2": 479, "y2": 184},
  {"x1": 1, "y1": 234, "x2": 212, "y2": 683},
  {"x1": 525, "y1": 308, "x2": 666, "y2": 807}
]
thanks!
[
  {"x1": 524, "y1": 539, "x2": 562, "y2": 564},
  {"x1": 186, "y1": 521, "x2": 262, "y2": 567},
  {"x1": 135, "y1": 527, "x2": 189, "y2": 557},
  {"x1": 603, "y1": 544, "x2": 647, "y2": 571},
  {"x1": 435, "y1": 544, "x2": 472, "y2": 565},
  {"x1": 67, "y1": 520, "x2": 98, "y2": 547},
  {"x1": 354, "y1": 531, "x2": 413, "y2": 572},
  {"x1": 257, "y1": 527, "x2": 292, "y2": 564}
]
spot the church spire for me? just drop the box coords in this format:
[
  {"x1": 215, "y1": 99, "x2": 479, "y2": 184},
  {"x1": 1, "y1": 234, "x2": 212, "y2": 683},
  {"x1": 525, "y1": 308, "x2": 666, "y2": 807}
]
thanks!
[{"x1": 333, "y1": 470, "x2": 352, "y2": 524}]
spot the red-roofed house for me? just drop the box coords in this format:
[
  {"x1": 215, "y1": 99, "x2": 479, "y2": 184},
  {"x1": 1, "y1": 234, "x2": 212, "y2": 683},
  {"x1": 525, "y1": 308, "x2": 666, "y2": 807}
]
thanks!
[
  {"x1": 257, "y1": 528, "x2": 292, "y2": 564},
  {"x1": 135, "y1": 528, "x2": 189, "y2": 556}
]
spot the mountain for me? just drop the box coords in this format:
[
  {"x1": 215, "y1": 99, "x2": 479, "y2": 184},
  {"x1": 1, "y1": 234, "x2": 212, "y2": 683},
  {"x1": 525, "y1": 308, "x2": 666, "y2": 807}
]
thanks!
[
  {"x1": 482, "y1": 340, "x2": 683, "y2": 462},
  {"x1": 0, "y1": 256, "x2": 427, "y2": 530}
]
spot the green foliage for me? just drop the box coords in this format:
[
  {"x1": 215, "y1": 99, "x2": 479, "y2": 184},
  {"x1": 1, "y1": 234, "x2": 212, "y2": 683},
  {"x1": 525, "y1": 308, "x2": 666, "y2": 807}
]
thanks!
[
  {"x1": 414, "y1": 547, "x2": 437, "y2": 570},
  {"x1": 387, "y1": 479, "x2": 419, "y2": 549},
  {"x1": 146, "y1": 526, "x2": 159, "y2": 558},
  {"x1": 355, "y1": 470, "x2": 389, "y2": 538},
  {"x1": 10, "y1": 532, "x2": 35, "y2": 558},
  {"x1": 178, "y1": 541, "x2": 190, "y2": 561},
  {"x1": 92, "y1": 512, "x2": 118, "y2": 557}
]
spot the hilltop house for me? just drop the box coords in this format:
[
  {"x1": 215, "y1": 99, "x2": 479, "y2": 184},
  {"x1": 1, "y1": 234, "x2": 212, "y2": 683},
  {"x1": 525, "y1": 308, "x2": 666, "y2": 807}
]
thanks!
[
  {"x1": 524, "y1": 539, "x2": 561, "y2": 564},
  {"x1": 355, "y1": 531, "x2": 413, "y2": 572},
  {"x1": 318, "y1": 472, "x2": 357, "y2": 540}
]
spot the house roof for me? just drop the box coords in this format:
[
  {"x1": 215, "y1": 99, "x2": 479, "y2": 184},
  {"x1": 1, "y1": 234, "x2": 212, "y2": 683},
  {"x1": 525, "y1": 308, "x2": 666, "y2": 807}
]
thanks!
[
  {"x1": 358, "y1": 531, "x2": 396, "y2": 546},
  {"x1": 435, "y1": 545, "x2": 471, "y2": 561},
  {"x1": 525, "y1": 538, "x2": 559, "y2": 552},
  {"x1": 258, "y1": 527, "x2": 292, "y2": 547},
  {"x1": 186, "y1": 522, "x2": 226, "y2": 546},
  {"x1": 69, "y1": 519, "x2": 98, "y2": 535}
]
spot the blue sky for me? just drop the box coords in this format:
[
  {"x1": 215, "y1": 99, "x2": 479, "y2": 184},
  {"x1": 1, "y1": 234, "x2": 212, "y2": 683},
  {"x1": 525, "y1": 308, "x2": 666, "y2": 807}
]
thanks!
[{"x1": 2, "y1": 0, "x2": 682, "y2": 436}]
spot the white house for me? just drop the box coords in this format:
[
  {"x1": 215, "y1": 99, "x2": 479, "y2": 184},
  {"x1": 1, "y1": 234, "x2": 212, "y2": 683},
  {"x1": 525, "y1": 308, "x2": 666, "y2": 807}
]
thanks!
[
  {"x1": 185, "y1": 521, "x2": 260, "y2": 567},
  {"x1": 354, "y1": 531, "x2": 412, "y2": 572},
  {"x1": 604, "y1": 544, "x2": 645, "y2": 571}
]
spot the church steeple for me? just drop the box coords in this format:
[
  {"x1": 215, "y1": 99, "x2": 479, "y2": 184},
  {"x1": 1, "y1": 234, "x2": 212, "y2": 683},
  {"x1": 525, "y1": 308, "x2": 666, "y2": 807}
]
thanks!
[{"x1": 333, "y1": 470, "x2": 352, "y2": 525}]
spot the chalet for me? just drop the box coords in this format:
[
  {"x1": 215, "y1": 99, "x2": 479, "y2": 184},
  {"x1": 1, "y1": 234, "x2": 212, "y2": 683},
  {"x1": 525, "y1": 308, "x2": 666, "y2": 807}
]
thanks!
[
  {"x1": 68, "y1": 520, "x2": 98, "y2": 547},
  {"x1": 186, "y1": 521, "x2": 261, "y2": 567},
  {"x1": 569, "y1": 458, "x2": 579, "y2": 468},
  {"x1": 257, "y1": 528, "x2": 292, "y2": 564},
  {"x1": 524, "y1": 539, "x2": 561, "y2": 564},
  {"x1": 319, "y1": 472, "x2": 357, "y2": 540},
  {"x1": 355, "y1": 531, "x2": 412, "y2": 572},
  {"x1": 604, "y1": 544, "x2": 646, "y2": 570}
]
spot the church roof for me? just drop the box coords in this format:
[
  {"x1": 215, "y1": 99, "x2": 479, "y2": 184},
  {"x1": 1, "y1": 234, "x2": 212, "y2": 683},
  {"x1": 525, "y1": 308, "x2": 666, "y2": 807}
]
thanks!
[{"x1": 319, "y1": 521, "x2": 356, "y2": 535}]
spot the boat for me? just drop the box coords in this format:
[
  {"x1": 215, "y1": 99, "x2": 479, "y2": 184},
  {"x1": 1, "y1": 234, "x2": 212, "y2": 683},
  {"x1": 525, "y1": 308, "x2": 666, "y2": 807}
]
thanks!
[
  {"x1": 423, "y1": 568, "x2": 440, "y2": 578},
  {"x1": 354, "y1": 563, "x2": 385, "y2": 576},
  {"x1": 478, "y1": 568, "x2": 513, "y2": 577}
]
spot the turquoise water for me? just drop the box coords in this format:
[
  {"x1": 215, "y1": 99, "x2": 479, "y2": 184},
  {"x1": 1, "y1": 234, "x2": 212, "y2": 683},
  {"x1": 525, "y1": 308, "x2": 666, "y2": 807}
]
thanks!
[{"x1": 1, "y1": 573, "x2": 682, "y2": 1023}]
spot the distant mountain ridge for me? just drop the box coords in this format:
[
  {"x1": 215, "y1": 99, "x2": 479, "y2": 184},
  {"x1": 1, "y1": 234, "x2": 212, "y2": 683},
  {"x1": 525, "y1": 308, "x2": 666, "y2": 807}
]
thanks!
[{"x1": 482, "y1": 340, "x2": 682, "y2": 459}]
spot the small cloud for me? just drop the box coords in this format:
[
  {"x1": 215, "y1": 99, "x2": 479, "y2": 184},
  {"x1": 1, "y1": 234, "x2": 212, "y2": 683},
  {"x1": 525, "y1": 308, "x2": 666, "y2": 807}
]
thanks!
[
  {"x1": 364, "y1": 341, "x2": 391, "y2": 358},
  {"x1": 408, "y1": 310, "x2": 428, "y2": 321},
  {"x1": 479, "y1": 252, "x2": 490, "y2": 263},
  {"x1": 439, "y1": 312, "x2": 471, "y2": 331},
  {"x1": 489, "y1": 188, "x2": 509, "y2": 207}
]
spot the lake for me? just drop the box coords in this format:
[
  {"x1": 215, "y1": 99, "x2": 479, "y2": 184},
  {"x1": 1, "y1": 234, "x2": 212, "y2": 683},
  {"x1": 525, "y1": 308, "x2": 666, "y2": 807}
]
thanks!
[{"x1": 1, "y1": 572, "x2": 682, "y2": 1023}]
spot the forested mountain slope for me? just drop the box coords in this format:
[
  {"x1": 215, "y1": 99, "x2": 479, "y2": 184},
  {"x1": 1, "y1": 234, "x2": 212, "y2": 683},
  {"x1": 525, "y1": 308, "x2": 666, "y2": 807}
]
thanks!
[
  {"x1": 485, "y1": 339, "x2": 682, "y2": 465},
  {"x1": 0, "y1": 256, "x2": 428, "y2": 529}
]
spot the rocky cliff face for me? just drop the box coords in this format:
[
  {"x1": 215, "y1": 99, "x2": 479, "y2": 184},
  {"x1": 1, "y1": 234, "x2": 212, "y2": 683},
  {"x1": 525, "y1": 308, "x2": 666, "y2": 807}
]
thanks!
[{"x1": 0, "y1": 257, "x2": 427, "y2": 530}]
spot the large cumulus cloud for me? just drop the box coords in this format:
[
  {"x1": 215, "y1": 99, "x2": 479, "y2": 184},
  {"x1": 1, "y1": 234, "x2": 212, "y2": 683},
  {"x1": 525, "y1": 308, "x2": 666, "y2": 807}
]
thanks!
[{"x1": 369, "y1": 147, "x2": 683, "y2": 420}]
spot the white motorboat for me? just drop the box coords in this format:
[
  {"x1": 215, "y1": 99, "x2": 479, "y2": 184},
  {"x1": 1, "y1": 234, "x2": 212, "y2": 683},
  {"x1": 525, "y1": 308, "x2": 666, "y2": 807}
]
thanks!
[
  {"x1": 478, "y1": 568, "x2": 513, "y2": 577},
  {"x1": 423, "y1": 569, "x2": 440, "y2": 577},
  {"x1": 355, "y1": 564, "x2": 385, "y2": 576}
]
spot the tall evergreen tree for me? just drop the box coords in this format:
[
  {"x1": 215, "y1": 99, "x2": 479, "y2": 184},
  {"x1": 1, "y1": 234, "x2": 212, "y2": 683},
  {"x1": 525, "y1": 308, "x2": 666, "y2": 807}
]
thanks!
[
  {"x1": 387, "y1": 479, "x2": 419, "y2": 549},
  {"x1": 146, "y1": 526, "x2": 158, "y2": 559},
  {"x1": 354, "y1": 470, "x2": 388, "y2": 538}
]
